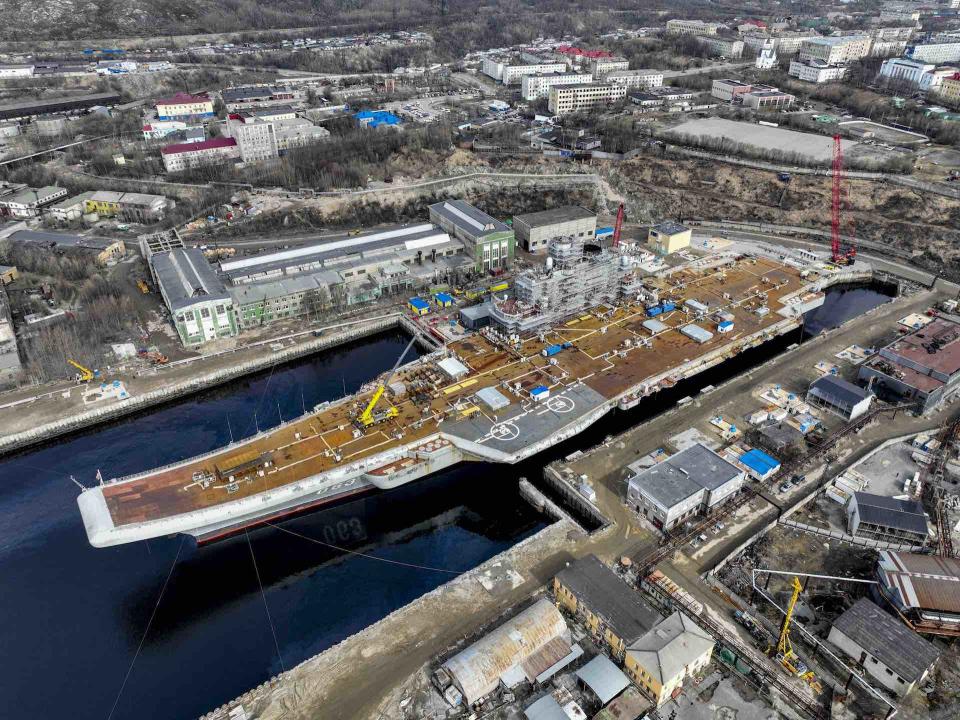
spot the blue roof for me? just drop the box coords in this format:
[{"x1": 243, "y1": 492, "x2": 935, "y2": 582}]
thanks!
[
  {"x1": 435, "y1": 292, "x2": 453, "y2": 303},
  {"x1": 595, "y1": 226, "x2": 614, "y2": 236},
  {"x1": 531, "y1": 385, "x2": 549, "y2": 395},
  {"x1": 740, "y1": 448, "x2": 781, "y2": 475},
  {"x1": 719, "y1": 320, "x2": 734, "y2": 329},
  {"x1": 408, "y1": 297, "x2": 429, "y2": 309},
  {"x1": 355, "y1": 110, "x2": 401, "y2": 127}
]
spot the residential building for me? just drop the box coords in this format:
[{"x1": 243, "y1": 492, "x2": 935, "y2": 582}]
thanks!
[
  {"x1": 807, "y1": 375, "x2": 873, "y2": 420},
  {"x1": 789, "y1": 59, "x2": 849, "y2": 83},
  {"x1": 429, "y1": 200, "x2": 514, "y2": 273},
  {"x1": 553, "y1": 554, "x2": 662, "y2": 660},
  {"x1": 905, "y1": 39, "x2": 960, "y2": 64},
  {"x1": 666, "y1": 19, "x2": 721, "y2": 36},
  {"x1": 847, "y1": 492, "x2": 928, "y2": 546},
  {"x1": 512, "y1": 206, "x2": 597, "y2": 253},
  {"x1": 161, "y1": 136, "x2": 239, "y2": 173},
  {"x1": 589, "y1": 56, "x2": 631, "y2": 77},
  {"x1": 626, "y1": 443, "x2": 746, "y2": 530},
  {"x1": 879, "y1": 9, "x2": 921, "y2": 25},
  {"x1": 272, "y1": 117, "x2": 330, "y2": 152},
  {"x1": 154, "y1": 92, "x2": 214, "y2": 121},
  {"x1": 0, "y1": 64, "x2": 34, "y2": 78},
  {"x1": 737, "y1": 19, "x2": 767, "y2": 34},
  {"x1": 547, "y1": 83, "x2": 627, "y2": 115},
  {"x1": 798, "y1": 35, "x2": 871, "y2": 65},
  {"x1": 712, "y1": 78, "x2": 756, "y2": 102},
  {"x1": 46, "y1": 191, "x2": 95, "y2": 222},
  {"x1": 0, "y1": 284, "x2": 21, "y2": 386},
  {"x1": 939, "y1": 73, "x2": 960, "y2": 104},
  {"x1": 858, "y1": 315, "x2": 960, "y2": 413},
  {"x1": 869, "y1": 27, "x2": 915, "y2": 58},
  {"x1": 151, "y1": 248, "x2": 237, "y2": 346},
  {"x1": 230, "y1": 274, "x2": 334, "y2": 328},
  {"x1": 603, "y1": 69, "x2": 664, "y2": 90},
  {"x1": 828, "y1": 599, "x2": 940, "y2": 696},
  {"x1": 228, "y1": 118, "x2": 279, "y2": 163},
  {"x1": 922, "y1": 67, "x2": 960, "y2": 93},
  {"x1": 0, "y1": 186, "x2": 67, "y2": 217},
  {"x1": 521, "y1": 72, "x2": 594, "y2": 101},
  {"x1": 648, "y1": 221, "x2": 691, "y2": 255},
  {"x1": 742, "y1": 89, "x2": 794, "y2": 109},
  {"x1": 756, "y1": 39, "x2": 778, "y2": 69},
  {"x1": 742, "y1": 32, "x2": 818, "y2": 56},
  {"x1": 695, "y1": 36, "x2": 744, "y2": 58},
  {"x1": 875, "y1": 550, "x2": 960, "y2": 636},
  {"x1": 439, "y1": 598, "x2": 573, "y2": 706},
  {"x1": 624, "y1": 612, "x2": 714, "y2": 706},
  {"x1": 481, "y1": 58, "x2": 568, "y2": 84}
]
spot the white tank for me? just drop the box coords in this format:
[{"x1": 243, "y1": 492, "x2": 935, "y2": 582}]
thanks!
[
  {"x1": 620, "y1": 255, "x2": 630, "y2": 268},
  {"x1": 545, "y1": 257, "x2": 554, "y2": 271}
]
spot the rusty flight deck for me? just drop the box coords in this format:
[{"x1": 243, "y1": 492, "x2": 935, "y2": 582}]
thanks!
[{"x1": 78, "y1": 256, "x2": 821, "y2": 547}]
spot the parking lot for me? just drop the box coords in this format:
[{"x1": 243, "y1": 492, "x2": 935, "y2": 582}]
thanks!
[{"x1": 383, "y1": 92, "x2": 477, "y2": 122}]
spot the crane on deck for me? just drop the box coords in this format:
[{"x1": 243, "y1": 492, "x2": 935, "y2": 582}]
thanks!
[
  {"x1": 612, "y1": 203, "x2": 625, "y2": 249},
  {"x1": 831, "y1": 134, "x2": 857, "y2": 265},
  {"x1": 770, "y1": 576, "x2": 823, "y2": 693},
  {"x1": 354, "y1": 336, "x2": 418, "y2": 430}
]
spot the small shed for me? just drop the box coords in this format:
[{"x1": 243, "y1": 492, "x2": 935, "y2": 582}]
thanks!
[
  {"x1": 681, "y1": 324, "x2": 713, "y2": 344},
  {"x1": 477, "y1": 386, "x2": 510, "y2": 411},
  {"x1": 408, "y1": 297, "x2": 430, "y2": 316},
  {"x1": 576, "y1": 654, "x2": 630, "y2": 705},
  {"x1": 438, "y1": 356, "x2": 470, "y2": 379},
  {"x1": 717, "y1": 320, "x2": 734, "y2": 333},
  {"x1": 642, "y1": 318, "x2": 668, "y2": 334},
  {"x1": 739, "y1": 448, "x2": 781, "y2": 481},
  {"x1": 435, "y1": 291, "x2": 454, "y2": 307},
  {"x1": 531, "y1": 385, "x2": 550, "y2": 401}
]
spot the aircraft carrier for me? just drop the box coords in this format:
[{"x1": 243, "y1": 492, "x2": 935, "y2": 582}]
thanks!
[{"x1": 78, "y1": 247, "x2": 831, "y2": 548}]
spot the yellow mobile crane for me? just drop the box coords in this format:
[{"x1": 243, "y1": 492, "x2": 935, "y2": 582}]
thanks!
[
  {"x1": 67, "y1": 359, "x2": 95, "y2": 383},
  {"x1": 771, "y1": 576, "x2": 822, "y2": 693},
  {"x1": 354, "y1": 336, "x2": 418, "y2": 430}
]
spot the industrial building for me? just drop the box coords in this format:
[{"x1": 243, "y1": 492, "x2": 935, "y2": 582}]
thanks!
[
  {"x1": 512, "y1": 206, "x2": 597, "y2": 253},
  {"x1": 828, "y1": 598, "x2": 940, "y2": 697},
  {"x1": 8, "y1": 230, "x2": 125, "y2": 265},
  {"x1": 711, "y1": 78, "x2": 753, "y2": 102},
  {"x1": 807, "y1": 375, "x2": 873, "y2": 420},
  {"x1": 789, "y1": 59, "x2": 850, "y2": 84},
  {"x1": 489, "y1": 235, "x2": 620, "y2": 332},
  {"x1": 846, "y1": 492, "x2": 928, "y2": 546},
  {"x1": 575, "y1": 655, "x2": 630, "y2": 705},
  {"x1": 161, "y1": 136, "x2": 239, "y2": 173},
  {"x1": 0, "y1": 93, "x2": 122, "y2": 122},
  {"x1": 84, "y1": 191, "x2": 169, "y2": 223},
  {"x1": 437, "y1": 598, "x2": 577, "y2": 707},
  {"x1": 876, "y1": 550, "x2": 960, "y2": 636},
  {"x1": 858, "y1": 315, "x2": 960, "y2": 413},
  {"x1": 547, "y1": 84, "x2": 627, "y2": 115},
  {"x1": 647, "y1": 222, "x2": 691, "y2": 255},
  {"x1": 0, "y1": 185, "x2": 67, "y2": 218},
  {"x1": 798, "y1": 35, "x2": 871, "y2": 65},
  {"x1": 666, "y1": 19, "x2": 721, "y2": 36},
  {"x1": 482, "y1": 58, "x2": 568, "y2": 85},
  {"x1": 628, "y1": 87, "x2": 697, "y2": 112},
  {"x1": 742, "y1": 89, "x2": 795, "y2": 110},
  {"x1": 553, "y1": 554, "x2": 662, "y2": 660},
  {"x1": 627, "y1": 443, "x2": 746, "y2": 530},
  {"x1": 429, "y1": 200, "x2": 514, "y2": 273},
  {"x1": 624, "y1": 612, "x2": 714, "y2": 706},
  {"x1": 520, "y1": 72, "x2": 593, "y2": 101},
  {"x1": 151, "y1": 248, "x2": 237, "y2": 346},
  {"x1": 221, "y1": 85, "x2": 300, "y2": 111}
]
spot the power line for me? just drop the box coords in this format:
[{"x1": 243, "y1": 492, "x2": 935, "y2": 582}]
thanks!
[
  {"x1": 245, "y1": 529, "x2": 285, "y2": 674},
  {"x1": 106, "y1": 536, "x2": 184, "y2": 720},
  {"x1": 264, "y1": 521, "x2": 467, "y2": 575}
]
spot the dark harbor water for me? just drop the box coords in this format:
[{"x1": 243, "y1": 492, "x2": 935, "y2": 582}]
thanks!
[{"x1": 0, "y1": 284, "x2": 893, "y2": 720}]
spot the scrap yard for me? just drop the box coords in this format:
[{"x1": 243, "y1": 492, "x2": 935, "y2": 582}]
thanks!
[{"x1": 80, "y1": 249, "x2": 828, "y2": 548}]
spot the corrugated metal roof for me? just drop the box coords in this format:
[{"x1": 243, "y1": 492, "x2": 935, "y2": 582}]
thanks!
[
  {"x1": 681, "y1": 324, "x2": 713, "y2": 344},
  {"x1": 853, "y1": 492, "x2": 927, "y2": 535},
  {"x1": 877, "y1": 551, "x2": 960, "y2": 614},
  {"x1": 832, "y1": 598, "x2": 939, "y2": 682},
  {"x1": 151, "y1": 248, "x2": 230, "y2": 311},
  {"x1": 809, "y1": 375, "x2": 872, "y2": 408},
  {"x1": 575, "y1": 654, "x2": 630, "y2": 704}
]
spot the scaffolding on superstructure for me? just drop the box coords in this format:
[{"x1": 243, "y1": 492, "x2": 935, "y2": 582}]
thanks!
[{"x1": 490, "y1": 235, "x2": 623, "y2": 333}]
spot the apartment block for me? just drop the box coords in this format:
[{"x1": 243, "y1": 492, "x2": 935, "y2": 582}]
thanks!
[
  {"x1": 520, "y1": 72, "x2": 593, "y2": 101},
  {"x1": 604, "y1": 69, "x2": 664, "y2": 90},
  {"x1": 589, "y1": 56, "x2": 631, "y2": 77},
  {"x1": 161, "y1": 136, "x2": 239, "y2": 173},
  {"x1": 939, "y1": 74, "x2": 960, "y2": 104},
  {"x1": 547, "y1": 83, "x2": 627, "y2": 115},
  {"x1": 789, "y1": 59, "x2": 849, "y2": 83},
  {"x1": 906, "y1": 39, "x2": 960, "y2": 64},
  {"x1": 666, "y1": 19, "x2": 721, "y2": 36},
  {"x1": 154, "y1": 92, "x2": 214, "y2": 121},
  {"x1": 481, "y1": 58, "x2": 567, "y2": 84},
  {"x1": 798, "y1": 35, "x2": 871, "y2": 65},
  {"x1": 695, "y1": 36, "x2": 744, "y2": 58}
]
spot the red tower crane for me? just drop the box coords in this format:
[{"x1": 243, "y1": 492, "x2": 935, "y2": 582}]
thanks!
[
  {"x1": 612, "y1": 203, "x2": 625, "y2": 248},
  {"x1": 831, "y1": 134, "x2": 856, "y2": 265}
]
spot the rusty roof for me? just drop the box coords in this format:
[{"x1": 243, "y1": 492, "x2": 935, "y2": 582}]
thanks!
[{"x1": 878, "y1": 551, "x2": 960, "y2": 614}]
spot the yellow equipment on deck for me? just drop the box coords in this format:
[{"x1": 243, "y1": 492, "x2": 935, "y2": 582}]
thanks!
[
  {"x1": 771, "y1": 576, "x2": 823, "y2": 693},
  {"x1": 68, "y1": 359, "x2": 95, "y2": 382},
  {"x1": 354, "y1": 336, "x2": 417, "y2": 430}
]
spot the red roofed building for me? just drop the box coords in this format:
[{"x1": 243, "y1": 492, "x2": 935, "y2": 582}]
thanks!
[
  {"x1": 155, "y1": 92, "x2": 215, "y2": 121},
  {"x1": 161, "y1": 136, "x2": 238, "y2": 173}
]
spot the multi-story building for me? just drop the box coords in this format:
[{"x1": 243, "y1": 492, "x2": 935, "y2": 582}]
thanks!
[
  {"x1": 0, "y1": 64, "x2": 34, "y2": 78},
  {"x1": 879, "y1": 9, "x2": 921, "y2": 26},
  {"x1": 625, "y1": 613, "x2": 714, "y2": 706},
  {"x1": 627, "y1": 443, "x2": 745, "y2": 530},
  {"x1": 869, "y1": 26, "x2": 915, "y2": 58},
  {"x1": 0, "y1": 186, "x2": 67, "y2": 217},
  {"x1": 272, "y1": 118, "x2": 330, "y2": 152},
  {"x1": 847, "y1": 492, "x2": 928, "y2": 546},
  {"x1": 589, "y1": 56, "x2": 631, "y2": 77},
  {"x1": 228, "y1": 118, "x2": 278, "y2": 163},
  {"x1": 481, "y1": 58, "x2": 567, "y2": 85},
  {"x1": 789, "y1": 59, "x2": 849, "y2": 83},
  {"x1": 46, "y1": 191, "x2": 95, "y2": 222},
  {"x1": 161, "y1": 136, "x2": 239, "y2": 173},
  {"x1": 151, "y1": 248, "x2": 237, "y2": 346},
  {"x1": 520, "y1": 72, "x2": 593, "y2": 101},
  {"x1": 512, "y1": 206, "x2": 597, "y2": 253},
  {"x1": 604, "y1": 69, "x2": 664, "y2": 90},
  {"x1": 939, "y1": 73, "x2": 960, "y2": 105},
  {"x1": 154, "y1": 92, "x2": 214, "y2": 121},
  {"x1": 429, "y1": 200, "x2": 514, "y2": 273},
  {"x1": 742, "y1": 31, "x2": 818, "y2": 56},
  {"x1": 628, "y1": 87, "x2": 697, "y2": 112},
  {"x1": 905, "y1": 38, "x2": 960, "y2": 64},
  {"x1": 221, "y1": 85, "x2": 300, "y2": 112},
  {"x1": 924, "y1": 67, "x2": 960, "y2": 92},
  {"x1": 695, "y1": 36, "x2": 744, "y2": 58},
  {"x1": 743, "y1": 89, "x2": 795, "y2": 110},
  {"x1": 799, "y1": 35, "x2": 871, "y2": 65},
  {"x1": 84, "y1": 191, "x2": 169, "y2": 223},
  {"x1": 648, "y1": 221, "x2": 691, "y2": 255},
  {"x1": 547, "y1": 83, "x2": 627, "y2": 115},
  {"x1": 711, "y1": 78, "x2": 754, "y2": 102},
  {"x1": 878, "y1": 57, "x2": 957, "y2": 91},
  {"x1": 666, "y1": 19, "x2": 721, "y2": 36}
]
